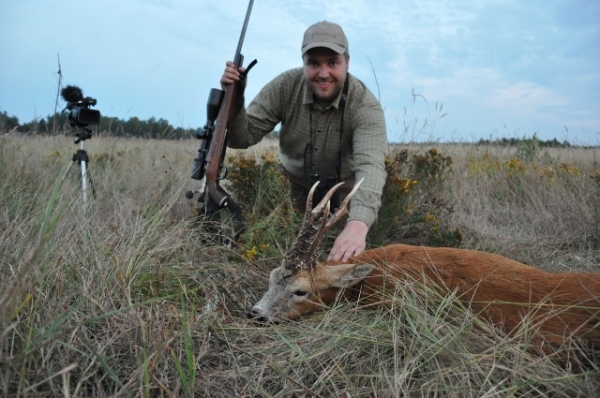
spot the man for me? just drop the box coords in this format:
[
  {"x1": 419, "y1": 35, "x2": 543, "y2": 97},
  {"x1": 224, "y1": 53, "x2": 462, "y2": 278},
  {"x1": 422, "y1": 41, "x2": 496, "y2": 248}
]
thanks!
[{"x1": 220, "y1": 21, "x2": 387, "y2": 262}]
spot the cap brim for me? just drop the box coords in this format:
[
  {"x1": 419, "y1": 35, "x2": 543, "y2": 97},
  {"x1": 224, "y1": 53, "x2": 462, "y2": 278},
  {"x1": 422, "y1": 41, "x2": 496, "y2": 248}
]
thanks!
[{"x1": 301, "y1": 41, "x2": 346, "y2": 55}]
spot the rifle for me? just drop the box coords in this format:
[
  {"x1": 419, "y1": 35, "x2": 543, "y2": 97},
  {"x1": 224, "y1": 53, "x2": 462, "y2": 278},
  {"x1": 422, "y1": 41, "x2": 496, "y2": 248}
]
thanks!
[{"x1": 186, "y1": 0, "x2": 257, "y2": 218}]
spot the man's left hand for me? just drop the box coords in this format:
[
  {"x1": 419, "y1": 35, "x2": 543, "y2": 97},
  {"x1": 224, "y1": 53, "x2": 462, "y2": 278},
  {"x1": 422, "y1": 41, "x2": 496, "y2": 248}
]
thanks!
[{"x1": 327, "y1": 220, "x2": 369, "y2": 263}]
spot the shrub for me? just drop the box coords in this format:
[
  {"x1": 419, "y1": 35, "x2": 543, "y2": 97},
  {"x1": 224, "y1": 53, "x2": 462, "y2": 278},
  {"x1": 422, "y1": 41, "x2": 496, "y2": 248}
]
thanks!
[
  {"x1": 224, "y1": 148, "x2": 461, "y2": 253},
  {"x1": 371, "y1": 148, "x2": 460, "y2": 247},
  {"x1": 226, "y1": 153, "x2": 300, "y2": 261}
]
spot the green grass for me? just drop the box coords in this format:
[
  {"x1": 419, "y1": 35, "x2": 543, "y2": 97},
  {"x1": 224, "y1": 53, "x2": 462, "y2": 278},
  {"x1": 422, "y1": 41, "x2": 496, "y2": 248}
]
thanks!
[{"x1": 0, "y1": 133, "x2": 598, "y2": 397}]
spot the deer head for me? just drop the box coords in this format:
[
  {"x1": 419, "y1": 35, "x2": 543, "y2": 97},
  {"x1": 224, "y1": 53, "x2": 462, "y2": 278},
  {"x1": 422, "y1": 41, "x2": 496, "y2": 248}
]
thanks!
[{"x1": 249, "y1": 178, "x2": 376, "y2": 323}]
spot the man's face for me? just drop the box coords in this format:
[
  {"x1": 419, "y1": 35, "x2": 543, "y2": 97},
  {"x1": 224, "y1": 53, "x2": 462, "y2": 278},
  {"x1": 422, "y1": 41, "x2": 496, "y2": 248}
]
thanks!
[{"x1": 303, "y1": 48, "x2": 349, "y2": 103}]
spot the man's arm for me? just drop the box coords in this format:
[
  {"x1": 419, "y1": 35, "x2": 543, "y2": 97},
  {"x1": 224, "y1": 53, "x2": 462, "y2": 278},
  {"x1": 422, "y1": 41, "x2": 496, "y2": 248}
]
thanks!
[
  {"x1": 347, "y1": 101, "x2": 387, "y2": 225},
  {"x1": 219, "y1": 61, "x2": 284, "y2": 149},
  {"x1": 329, "y1": 88, "x2": 387, "y2": 261}
]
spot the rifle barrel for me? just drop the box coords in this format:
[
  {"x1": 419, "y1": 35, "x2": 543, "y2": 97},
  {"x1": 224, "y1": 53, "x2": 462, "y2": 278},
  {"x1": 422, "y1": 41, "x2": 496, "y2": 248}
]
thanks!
[{"x1": 234, "y1": 0, "x2": 254, "y2": 66}]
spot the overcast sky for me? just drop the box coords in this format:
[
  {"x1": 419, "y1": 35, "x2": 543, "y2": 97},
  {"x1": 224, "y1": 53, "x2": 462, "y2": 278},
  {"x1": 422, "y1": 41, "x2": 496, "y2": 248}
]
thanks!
[{"x1": 1, "y1": 0, "x2": 599, "y2": 145}]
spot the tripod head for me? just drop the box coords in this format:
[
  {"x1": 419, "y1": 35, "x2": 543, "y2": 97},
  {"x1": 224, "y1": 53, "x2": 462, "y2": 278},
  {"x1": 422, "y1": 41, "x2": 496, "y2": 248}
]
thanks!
[{"x1": 73, "y1": 126, "x2": 93, "y2": 144}]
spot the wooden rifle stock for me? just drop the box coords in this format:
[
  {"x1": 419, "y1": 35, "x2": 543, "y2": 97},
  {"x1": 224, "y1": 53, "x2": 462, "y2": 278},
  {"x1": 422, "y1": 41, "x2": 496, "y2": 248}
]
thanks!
[
  {"x1": 204, "y1": 0, "x2": 255, "y2": 209},
  {"x1": 204, "y1": 71, "x2": 239, "y2": 208}
]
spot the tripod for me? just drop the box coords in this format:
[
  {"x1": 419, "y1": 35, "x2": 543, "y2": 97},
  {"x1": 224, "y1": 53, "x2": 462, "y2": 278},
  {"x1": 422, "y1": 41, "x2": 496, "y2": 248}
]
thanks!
[{"x1": 61, "y1": 127, "x2": 96, "y2": 205}]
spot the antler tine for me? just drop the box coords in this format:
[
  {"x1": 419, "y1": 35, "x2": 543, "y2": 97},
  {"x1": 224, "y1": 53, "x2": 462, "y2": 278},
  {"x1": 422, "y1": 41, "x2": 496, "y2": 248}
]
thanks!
[
  {"x1": 304, "y1": 180, "x2": 321, "y2": 219},
  {"x1": 325, "y1": 177, "x2": 364, "y2": 229},
  {"x1": 292, "y1": 180, "x2": 344, "y2": 249},
  {"x1": 309, "y1": 181, "x2": 345, "y2": 217},
  {"x1": 283, "y1": 179, "x2": 364, "y2": 272},
  {"x1": 302, "y1": 178, "x2": 365, "y2": 267}
]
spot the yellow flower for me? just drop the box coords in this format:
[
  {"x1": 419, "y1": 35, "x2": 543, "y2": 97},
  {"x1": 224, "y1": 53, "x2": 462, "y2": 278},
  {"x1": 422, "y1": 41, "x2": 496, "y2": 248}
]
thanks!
[
  {"x1": 425, "y1": 213, "x2": 439, "y2": 223},
  {"x1": 245, "y1": 246, "x2": 257, "y2": 261}
]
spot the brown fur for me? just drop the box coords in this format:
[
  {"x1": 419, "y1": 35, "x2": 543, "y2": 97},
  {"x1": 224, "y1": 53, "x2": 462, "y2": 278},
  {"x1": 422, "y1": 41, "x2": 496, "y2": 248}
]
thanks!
[
  {"x1": 251, "y1": 243, "x2": 599, "y2": 368},
  {"x1": 340, "y1": 244, "x2": 600, "y2": 349}
]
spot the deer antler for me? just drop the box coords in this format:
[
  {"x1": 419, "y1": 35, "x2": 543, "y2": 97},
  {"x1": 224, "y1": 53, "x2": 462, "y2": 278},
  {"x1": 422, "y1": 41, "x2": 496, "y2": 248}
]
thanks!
[{"x1": 283, "y1": 178, "x2": 364, "y2": 272}]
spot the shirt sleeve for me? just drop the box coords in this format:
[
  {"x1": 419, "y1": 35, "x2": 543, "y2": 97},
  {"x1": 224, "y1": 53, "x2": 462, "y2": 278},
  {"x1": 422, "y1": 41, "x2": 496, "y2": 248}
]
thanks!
[{"x1": 347, "y1": 93, "x2": 387, "y2": 228}]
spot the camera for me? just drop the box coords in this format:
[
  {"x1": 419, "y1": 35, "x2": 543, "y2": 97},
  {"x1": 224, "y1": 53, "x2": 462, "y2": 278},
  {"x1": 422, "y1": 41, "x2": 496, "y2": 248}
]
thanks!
[
  {"x1": 61, "y1": 85, "x2": 101, "y2": 129},
  {"x1": 66, "y1": 97, "x2": 100, "y2": 127},
  {"x1": 308, "y1": 172, "x2": 341, "y2": 210},
  {"x1": 61, "y1": 85, "x2": 101, "y2": 143}
]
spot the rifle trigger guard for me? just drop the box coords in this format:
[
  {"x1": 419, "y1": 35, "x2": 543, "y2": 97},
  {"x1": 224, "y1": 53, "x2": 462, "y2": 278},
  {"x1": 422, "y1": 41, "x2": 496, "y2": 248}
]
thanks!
[{"x1": 218, "y1": 164, "x2": 228, "y2": 180}]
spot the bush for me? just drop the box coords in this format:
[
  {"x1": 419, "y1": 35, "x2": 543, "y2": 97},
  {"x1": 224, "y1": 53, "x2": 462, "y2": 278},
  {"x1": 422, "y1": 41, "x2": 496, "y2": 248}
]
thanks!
[
  {"x1": 226, "y1": 153, "x2": 301, "y2": 261},
  {"x1": 370, "y1": 148, "x2": 461, "y2": 247},
  {"x1": 224, "y1": 147, "x2": 462, "y2": 254}
]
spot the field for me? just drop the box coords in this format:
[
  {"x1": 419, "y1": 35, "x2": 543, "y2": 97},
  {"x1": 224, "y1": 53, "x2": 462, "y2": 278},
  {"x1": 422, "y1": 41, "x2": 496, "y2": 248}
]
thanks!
[{"x1": 1, "y1": 133, "x2": 599, "y2": 397}]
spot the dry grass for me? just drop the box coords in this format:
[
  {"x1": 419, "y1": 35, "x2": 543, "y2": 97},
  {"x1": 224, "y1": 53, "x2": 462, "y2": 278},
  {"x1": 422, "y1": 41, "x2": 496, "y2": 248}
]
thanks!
[{"x1": 0, "y1": 133, "x2": 599, "y2": 397}]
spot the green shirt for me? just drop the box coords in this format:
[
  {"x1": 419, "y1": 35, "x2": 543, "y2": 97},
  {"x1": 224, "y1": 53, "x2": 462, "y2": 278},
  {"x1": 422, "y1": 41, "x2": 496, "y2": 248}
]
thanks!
[{"x1": 227, "y1": 67, "x2": 387, "y2": 227}]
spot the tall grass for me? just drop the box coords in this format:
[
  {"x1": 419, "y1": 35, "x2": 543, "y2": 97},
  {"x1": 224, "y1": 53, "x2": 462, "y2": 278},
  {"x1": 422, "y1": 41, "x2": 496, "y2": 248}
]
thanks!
[{"x1": 0, "y1": 133, "x2": 598, "y2": 397}]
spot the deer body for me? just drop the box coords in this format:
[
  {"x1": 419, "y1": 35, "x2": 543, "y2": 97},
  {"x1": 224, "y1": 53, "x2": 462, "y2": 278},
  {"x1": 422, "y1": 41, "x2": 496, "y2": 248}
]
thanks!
[
  {"x1": 250, "y1": 179, "x2": 600, "y2": 355},
  {"x1": 345, "y1": 244, "x2": 600, "y2": 347}
]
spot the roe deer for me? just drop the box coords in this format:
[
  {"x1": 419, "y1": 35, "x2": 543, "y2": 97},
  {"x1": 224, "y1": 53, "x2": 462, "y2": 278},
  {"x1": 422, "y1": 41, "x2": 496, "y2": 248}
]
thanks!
[{"x1": 249, "y1": 179, "x2": 600, "y2": 355}]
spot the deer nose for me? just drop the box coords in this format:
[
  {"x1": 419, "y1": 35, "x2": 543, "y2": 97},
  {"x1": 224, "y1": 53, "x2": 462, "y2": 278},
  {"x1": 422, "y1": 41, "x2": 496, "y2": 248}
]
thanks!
[
  {"x1": 248, "y1": 308, "x2": 279, "y2": 324},
  {"x1": 248, "y1": 308, "x2": 266, "y2": 322}
]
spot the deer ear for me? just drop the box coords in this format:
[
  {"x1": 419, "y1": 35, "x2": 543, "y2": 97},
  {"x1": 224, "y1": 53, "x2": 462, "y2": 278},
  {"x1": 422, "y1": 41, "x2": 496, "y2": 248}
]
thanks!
[{"x1": 327, "y1": 263, "x2": 376, "y2": 288}]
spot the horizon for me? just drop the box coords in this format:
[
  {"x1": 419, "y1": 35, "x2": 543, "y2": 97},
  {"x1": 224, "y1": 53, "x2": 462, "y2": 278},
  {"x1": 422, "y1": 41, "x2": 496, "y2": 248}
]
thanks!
[{"x1": 4, "y1": 115, "x2": 592, "y2": 147}]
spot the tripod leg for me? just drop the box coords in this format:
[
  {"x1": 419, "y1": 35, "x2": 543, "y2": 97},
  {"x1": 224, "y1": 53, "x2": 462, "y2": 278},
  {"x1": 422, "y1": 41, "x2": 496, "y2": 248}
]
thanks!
[{"x1": 80, "y1": 159, "x2": 88, "y2": 204}]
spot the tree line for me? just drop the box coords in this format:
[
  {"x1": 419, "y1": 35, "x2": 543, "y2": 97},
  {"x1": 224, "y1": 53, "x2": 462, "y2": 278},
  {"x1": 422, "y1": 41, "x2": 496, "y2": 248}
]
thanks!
[
  {"x1": 476, "y1": 134, "x2": 572, "y2": 148},
  {"x1": 0, "y1": 109, "x2": 579, "y2": 147},
  {"x1": 0, "y1": 110, "x2": 197, "y2": 139}
]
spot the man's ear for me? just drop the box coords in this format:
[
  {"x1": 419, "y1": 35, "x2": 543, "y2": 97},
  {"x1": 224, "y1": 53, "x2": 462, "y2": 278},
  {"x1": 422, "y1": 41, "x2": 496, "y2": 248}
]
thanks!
[{"x1": 326, "y1": 263, "x2": 376, "y2": 288}]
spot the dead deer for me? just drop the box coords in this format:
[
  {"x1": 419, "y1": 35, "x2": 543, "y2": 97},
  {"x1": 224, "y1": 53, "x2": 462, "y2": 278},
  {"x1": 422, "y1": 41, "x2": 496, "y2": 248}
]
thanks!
[{"x1": 249, "y1": 179, "x2": 600, "y2": 356}]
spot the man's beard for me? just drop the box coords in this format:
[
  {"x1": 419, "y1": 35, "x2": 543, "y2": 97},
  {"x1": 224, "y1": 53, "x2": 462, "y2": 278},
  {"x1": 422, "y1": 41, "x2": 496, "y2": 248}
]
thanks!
[{"x1": 309, "y1": 77, "x2": 345, "y2": 103}]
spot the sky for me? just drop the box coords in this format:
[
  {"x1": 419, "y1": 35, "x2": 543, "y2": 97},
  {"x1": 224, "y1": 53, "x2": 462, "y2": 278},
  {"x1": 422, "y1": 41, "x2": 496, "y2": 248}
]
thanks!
[{"x1": 1, "y1": 0, "x2": 599, "y2": 145}]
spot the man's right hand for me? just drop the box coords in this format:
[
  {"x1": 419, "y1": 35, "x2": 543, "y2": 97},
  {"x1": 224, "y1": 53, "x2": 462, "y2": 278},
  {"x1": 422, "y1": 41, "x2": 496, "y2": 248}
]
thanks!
[{"x1": 220, "y1": 61, "x2": 246, "y2": 91}]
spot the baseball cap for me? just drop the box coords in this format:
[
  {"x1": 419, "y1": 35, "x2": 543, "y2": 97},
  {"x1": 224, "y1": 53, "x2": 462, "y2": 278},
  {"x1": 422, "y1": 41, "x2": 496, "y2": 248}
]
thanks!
[{"x1": 301, "y1": 21, "x2": 349, "y2": 56}]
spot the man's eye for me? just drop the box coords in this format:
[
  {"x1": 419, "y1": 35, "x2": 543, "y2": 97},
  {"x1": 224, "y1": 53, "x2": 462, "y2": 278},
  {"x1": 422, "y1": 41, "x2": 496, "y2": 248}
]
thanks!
[{"x1": 293, "y1": 290, "x2": 308, "y2": 297}]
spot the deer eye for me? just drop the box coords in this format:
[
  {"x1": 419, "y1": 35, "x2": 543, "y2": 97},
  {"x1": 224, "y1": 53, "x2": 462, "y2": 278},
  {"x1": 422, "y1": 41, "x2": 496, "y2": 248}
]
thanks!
[{"x1": 293, "y1": 290, "x2": 308, "y2": 297}]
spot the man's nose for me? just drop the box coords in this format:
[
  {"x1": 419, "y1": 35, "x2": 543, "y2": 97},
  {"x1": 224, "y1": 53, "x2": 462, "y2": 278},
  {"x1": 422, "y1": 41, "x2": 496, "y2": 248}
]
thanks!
[{"x1": 317, "y1": 66, "x2": 329, "y2": 78}]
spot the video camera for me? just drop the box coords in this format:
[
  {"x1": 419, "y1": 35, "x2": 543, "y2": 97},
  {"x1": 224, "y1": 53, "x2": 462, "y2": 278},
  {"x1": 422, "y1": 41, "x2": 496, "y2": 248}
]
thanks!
[{"x1": 61, "y1": 85, "x2": 101, "y2": 141}]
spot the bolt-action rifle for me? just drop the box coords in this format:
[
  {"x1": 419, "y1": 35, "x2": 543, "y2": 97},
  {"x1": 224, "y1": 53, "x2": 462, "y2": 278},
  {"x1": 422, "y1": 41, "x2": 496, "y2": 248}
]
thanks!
[{"x1": 186, "y1": 0, "x2": 257, "y2": 225}]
